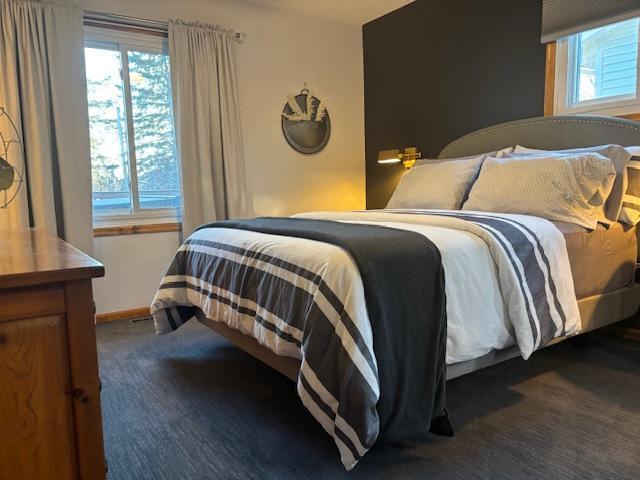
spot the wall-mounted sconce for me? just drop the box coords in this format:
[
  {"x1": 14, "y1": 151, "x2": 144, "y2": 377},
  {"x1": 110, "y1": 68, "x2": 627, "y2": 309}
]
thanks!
[{"x1": 377, "y1": 147, "x2": 421, "y2": 169}]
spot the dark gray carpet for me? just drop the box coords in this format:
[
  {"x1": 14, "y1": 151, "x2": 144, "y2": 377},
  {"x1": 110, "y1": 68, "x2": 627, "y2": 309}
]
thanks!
[{"x1": 97, "y1": 318, "x2": 640, "y2": 480}]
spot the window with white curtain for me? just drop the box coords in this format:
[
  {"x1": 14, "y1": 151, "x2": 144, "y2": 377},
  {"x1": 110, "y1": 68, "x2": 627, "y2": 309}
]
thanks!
[
  {"x1": 554, "y1": 16, "x2": 640, "y2": 116},
  {"x1": 84, "y1": 27, "x2": 181, "y2": 225}
]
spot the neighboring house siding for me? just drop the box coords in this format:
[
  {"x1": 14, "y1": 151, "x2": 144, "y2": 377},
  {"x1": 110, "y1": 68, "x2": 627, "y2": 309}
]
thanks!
[{"x1": 580, "y1": 19, "x2": 638, "y2": 100}]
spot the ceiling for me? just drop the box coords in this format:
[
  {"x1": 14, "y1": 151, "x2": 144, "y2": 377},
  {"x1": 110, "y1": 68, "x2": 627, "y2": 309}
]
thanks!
[{"x1": 238, "y1": 0, "x2": 414, "y2": 25}]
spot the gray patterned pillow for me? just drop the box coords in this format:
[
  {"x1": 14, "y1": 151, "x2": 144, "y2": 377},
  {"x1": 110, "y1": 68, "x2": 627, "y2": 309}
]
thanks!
[
  {"x1": 386, "y1": 156, "x2": 485, "y2": 210},
  {"x1": 463, "y1": 153, "x2": 616, "y2": 229},
  {"x1": 511, "y1": 144, "x2": 631, "y2": 222}
]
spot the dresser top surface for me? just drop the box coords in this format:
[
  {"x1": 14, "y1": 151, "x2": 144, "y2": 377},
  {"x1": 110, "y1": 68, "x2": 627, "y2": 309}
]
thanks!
[{"x1": 0, "y1": 229, "x2": 104, "y2": 288}]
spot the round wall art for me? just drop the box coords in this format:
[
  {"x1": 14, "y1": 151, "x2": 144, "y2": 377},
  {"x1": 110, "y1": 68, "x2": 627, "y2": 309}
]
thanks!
[{"x1": 281, "y1": 87, "x2": 331, "y2": 154}]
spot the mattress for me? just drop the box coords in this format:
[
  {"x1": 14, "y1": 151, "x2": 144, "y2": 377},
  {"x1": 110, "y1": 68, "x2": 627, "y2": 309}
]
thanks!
[{"x1": 553, "y1": 221, "x2": 638, "y2": 299}]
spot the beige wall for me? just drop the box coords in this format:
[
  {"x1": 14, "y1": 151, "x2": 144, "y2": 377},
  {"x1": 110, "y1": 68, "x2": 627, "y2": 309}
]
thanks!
[
  {"x1": 93, "y1": 232, "x2": 181, "y2": 313},
  {"x1": 80, "y1": 0, "x2": 366, "y2": 313}
]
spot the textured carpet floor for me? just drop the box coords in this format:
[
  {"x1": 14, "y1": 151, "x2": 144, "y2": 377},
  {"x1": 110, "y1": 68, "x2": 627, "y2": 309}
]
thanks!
[{"x1": 97, "y1": 319, "x2": 640, "y2": 480}]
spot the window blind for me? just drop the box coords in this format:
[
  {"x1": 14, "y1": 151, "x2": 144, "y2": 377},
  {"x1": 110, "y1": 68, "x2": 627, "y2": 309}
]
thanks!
[{"x1": 541, "y1": 0, "x2": 640, "y2": 43}]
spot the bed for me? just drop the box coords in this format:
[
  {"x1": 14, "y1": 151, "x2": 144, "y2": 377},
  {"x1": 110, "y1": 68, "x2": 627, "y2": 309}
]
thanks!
[
  {"x1": 151, "y1": 115, "x2": 640, "y2": 469},
  {"x1": 192, "y1": 219, "x2": 639, "y2": 372}
]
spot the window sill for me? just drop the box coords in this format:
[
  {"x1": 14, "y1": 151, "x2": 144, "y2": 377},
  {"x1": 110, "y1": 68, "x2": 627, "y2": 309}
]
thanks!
[
  {"x1": 556, "y1": 102, "x2": 640, "y2": 117},
  {"x1": 93, "y1": 222, "x2": 182, "y2": 238}
]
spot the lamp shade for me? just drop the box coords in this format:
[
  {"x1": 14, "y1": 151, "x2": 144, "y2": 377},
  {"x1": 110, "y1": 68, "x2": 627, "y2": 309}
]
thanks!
[{"x1": 378, "y1": 149, "x2": 401, "y2": 164}]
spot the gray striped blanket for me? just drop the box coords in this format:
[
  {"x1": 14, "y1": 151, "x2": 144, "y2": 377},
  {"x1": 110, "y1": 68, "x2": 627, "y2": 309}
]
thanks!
[{"x1": 151, "y1": 210, "x2": 581, "y2": 470}]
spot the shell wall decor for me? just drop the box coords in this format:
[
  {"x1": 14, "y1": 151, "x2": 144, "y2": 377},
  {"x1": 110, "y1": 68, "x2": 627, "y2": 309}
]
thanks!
[{"x1": 281, "y1": 87, "x2": 331, "y2": 154}]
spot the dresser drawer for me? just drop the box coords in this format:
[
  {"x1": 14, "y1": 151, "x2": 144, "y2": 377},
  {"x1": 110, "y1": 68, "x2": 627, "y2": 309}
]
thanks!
[{"x1": 0, "y1": 284, "x2": 66, "y2": 322}]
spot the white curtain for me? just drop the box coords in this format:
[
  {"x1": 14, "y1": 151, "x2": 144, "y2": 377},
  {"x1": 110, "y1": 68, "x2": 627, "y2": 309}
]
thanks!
[
  {"x1": 169, "y1": 19, "x2": 251, "y2": 235},
  {"x1": 0, "y1": 0, "x2": 92, "y2": 254}
]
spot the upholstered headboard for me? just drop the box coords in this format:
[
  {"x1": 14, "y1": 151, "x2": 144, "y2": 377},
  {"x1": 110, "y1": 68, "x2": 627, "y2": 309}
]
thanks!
[{"x1": 438, "y1": 115, "x2": 640, "y2": 159}]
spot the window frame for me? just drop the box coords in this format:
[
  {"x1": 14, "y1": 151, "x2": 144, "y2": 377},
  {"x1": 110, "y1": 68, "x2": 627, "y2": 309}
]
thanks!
[
  {"x1": 554, "y1": 18, "x2": 640, "y2": 116},
  {"x1": 84, "y1": 26, "x2": 181, "y2": 227}
]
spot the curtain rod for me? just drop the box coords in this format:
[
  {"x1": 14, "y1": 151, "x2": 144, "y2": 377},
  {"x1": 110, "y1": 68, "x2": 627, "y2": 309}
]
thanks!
[{"x1": 83, "y1": 10, "x2": 246, "y2": 43}]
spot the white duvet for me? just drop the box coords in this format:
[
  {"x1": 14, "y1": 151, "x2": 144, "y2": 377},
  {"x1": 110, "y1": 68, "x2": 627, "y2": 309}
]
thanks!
[
  {"x1": 295, "y1": 210, "x2": 581, "y2": 362},
  {"x1": 294, "y1": 216, "x2": 514, "y2": 364}
]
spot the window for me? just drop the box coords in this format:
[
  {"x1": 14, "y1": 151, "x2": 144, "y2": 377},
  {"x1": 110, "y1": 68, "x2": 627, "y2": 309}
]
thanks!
[
  {"x1": 555, "y1": 17, "x2": 640, "y2": 116},
  {"x1": 84, "y1": 27, "x2": 181, "y2": 224}
]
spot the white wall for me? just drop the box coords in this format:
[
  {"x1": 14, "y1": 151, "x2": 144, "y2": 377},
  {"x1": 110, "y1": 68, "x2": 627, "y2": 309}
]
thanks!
[
  {"x1": 93, "y1": 232, "x2": 181, "y2": 313},
  {"x1": 79, "y1": 0, "x2": 366, "y2": 313}
]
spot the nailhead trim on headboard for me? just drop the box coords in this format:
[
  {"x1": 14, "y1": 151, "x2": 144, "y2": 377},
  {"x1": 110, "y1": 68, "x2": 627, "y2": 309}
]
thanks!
[{"x1": 439, "y1": 116, "x2": 640, "y2": 159}]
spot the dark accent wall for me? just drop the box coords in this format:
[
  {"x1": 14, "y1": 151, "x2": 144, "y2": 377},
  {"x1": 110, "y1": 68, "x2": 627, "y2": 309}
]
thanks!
[{"x1": 363, "y1": 0, "x2": 546, "y2": 208}]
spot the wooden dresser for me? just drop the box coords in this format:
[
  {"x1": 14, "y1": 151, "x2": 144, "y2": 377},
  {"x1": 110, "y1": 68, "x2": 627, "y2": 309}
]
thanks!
[{"x1": 0, "y1": 229, "x2": 106, "y2": 480}]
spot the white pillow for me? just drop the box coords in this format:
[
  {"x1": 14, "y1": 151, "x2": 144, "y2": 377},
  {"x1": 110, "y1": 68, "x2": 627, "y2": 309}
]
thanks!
[
  {"x1": 463, "y1": 153, "x2": 616, "y2": 229},
  {"x1": 625, "y1": 146, "x2": 640, "y2": 157},
  {"x1": 620, "y1": 159, "x2": 640, "y2": 225},
  {"x1": 386, "y1": 156, "x2": 484, "y2": 210},
  {"x1": 620, "y1": 147, "x2": 640, "y2": 225}
]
